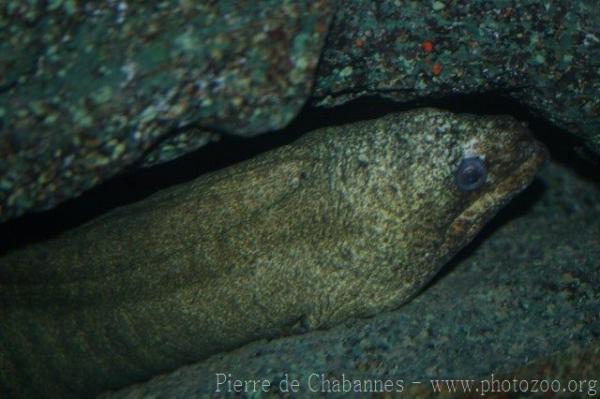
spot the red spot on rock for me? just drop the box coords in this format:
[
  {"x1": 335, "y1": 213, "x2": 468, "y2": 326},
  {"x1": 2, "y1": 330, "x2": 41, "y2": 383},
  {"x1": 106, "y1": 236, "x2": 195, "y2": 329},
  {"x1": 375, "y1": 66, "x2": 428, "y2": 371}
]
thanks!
[
  {"x1": 432, "y1": 63, "x2": 443, "y2": 76},
  {"x1": 421, "y1": 40, "x2": 434, "y2": 53}
]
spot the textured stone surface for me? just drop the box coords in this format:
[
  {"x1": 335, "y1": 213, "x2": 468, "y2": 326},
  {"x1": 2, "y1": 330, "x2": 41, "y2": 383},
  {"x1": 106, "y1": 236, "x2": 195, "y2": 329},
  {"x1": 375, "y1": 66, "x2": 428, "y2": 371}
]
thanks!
[
  {"x1": 101, "y1": 161, "x2": 600, "y2": 398},
  {"x1": 313, "y1": 0, "x2": 600, "y2": 152},
  {"x1": 0, "y1": 0, "x2": 333, "y2": 221},
  {"x1": 401, "y1": 343, "x2": 600, "y2": 398},
  {"x1": 1, "y1": 0, "x2": 599, "y2": 222},
  {"x1": 0, "y1": 109, "x2": 545, "y2": 398}
]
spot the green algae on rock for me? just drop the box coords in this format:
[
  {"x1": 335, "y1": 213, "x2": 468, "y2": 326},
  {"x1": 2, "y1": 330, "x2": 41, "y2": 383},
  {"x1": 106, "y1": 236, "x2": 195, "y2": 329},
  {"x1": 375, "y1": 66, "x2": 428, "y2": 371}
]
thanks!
[
  {"x1": 0, "y1": 0, "x2": 333, "y2": 221},
  {"x1": 0, "y1": 109, "x2": 545, "y2": 397},
  {"x1": 314, "y1": 0, "x2": 600, "y2": 156},
  {"x1": 1, "y1": 0, "x2": 598, "y2": 224}
]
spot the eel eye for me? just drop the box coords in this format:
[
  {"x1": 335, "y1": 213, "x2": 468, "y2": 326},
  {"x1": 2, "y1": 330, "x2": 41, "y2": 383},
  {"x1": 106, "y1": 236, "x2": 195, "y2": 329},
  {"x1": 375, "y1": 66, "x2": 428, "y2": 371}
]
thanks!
[{"x1": 455, "y1": 157, "x2": 487, "y2": 192}]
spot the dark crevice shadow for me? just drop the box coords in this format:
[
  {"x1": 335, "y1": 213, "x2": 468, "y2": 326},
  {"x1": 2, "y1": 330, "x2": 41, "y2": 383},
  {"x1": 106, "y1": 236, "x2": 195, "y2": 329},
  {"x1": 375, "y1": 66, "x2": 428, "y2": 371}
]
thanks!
[{"x1": 0, "y1": 93, "x2": 597, "y2": 254}]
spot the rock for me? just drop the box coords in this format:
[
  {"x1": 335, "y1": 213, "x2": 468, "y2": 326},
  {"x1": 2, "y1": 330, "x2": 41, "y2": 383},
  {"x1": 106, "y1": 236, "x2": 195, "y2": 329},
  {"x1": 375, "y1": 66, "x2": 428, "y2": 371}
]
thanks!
[
  {"x1": 0, "y1": 1, "x2": 333, "y2": 221},
  {"x1": 313, "y1": 0, "x2": 600, "y2": 155},
  {"x1": 1, "y1": 0, "x2": 598, "y2": 222}
]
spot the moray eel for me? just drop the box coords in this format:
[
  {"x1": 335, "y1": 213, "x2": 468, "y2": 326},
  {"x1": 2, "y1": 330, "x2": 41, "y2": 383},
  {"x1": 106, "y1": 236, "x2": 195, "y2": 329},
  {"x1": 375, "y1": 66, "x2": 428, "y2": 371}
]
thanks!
[{"x1": 0, "y1": 108, "x2": 546, "y2": 398}]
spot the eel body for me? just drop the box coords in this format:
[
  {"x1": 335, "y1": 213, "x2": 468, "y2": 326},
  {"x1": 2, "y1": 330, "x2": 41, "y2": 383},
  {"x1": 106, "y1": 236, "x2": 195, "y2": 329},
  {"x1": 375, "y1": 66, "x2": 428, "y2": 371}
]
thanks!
[{"x1": 0, "y1": 108, "x2": 546, "y2": 397}]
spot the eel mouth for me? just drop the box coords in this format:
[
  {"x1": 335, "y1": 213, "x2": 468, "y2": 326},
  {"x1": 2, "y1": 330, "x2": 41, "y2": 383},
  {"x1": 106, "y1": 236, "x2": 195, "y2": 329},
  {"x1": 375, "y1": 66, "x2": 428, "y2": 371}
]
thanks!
[{"x1": 440, "y1": 139, "x2": 548, "y2": 256}]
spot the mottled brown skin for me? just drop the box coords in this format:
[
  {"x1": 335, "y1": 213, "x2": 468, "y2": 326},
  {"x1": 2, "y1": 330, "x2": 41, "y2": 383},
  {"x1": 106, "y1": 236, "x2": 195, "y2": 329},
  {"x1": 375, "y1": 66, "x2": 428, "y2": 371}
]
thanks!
[{"x1": 0, "y1": 108, "x2": 546, "y2": 398}]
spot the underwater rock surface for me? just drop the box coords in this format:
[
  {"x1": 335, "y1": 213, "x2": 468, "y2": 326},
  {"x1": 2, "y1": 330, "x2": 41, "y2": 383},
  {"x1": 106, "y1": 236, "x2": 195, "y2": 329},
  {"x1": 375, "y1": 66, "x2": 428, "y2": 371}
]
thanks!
[
  {"x1": 0, "y1": 1, "x2": 333, "y2": 221},
  {"x1": 101, "y1": 161, "x2": 600, "y2": 398},
  {"x1": 1, "y1": 0, "x2": 599, "y2": 221},
  {"x1": 314, "y1": 0, "x2": 600, "y2": 154}
]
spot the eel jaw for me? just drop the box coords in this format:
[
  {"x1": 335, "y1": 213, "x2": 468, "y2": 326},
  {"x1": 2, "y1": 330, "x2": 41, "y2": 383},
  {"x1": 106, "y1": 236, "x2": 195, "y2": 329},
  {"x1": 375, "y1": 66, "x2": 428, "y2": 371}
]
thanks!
[{"x1": 440, "y1": 140, "x2": 548, "y2": 258}]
